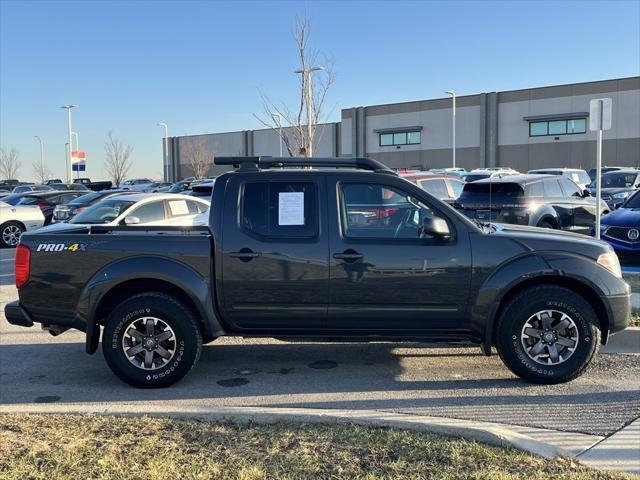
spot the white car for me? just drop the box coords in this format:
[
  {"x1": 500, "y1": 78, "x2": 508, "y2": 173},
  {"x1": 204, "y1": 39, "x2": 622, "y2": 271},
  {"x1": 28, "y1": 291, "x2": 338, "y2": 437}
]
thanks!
[
  {"x1": 0, "y1": 201, "x2": 45, "y2": 248},
  {"x1": 118, "y1": 178, "x2": 155, "y2": 192},
  {"x1": 38, "y1": 193, "x2": 210, "y2": 231},
  {"x1": 527, "y1": 168, "x2": 592, "y2": 190}
]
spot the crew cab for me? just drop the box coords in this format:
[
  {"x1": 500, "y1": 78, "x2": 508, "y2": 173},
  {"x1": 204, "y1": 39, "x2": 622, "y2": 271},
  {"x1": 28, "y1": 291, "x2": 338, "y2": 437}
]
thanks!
[{"x1": 5, "y1": 157, "x2": 631, "y2": 388}]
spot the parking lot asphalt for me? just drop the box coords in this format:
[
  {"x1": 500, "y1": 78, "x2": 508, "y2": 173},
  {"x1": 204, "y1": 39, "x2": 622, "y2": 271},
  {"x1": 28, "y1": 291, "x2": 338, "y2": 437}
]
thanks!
[
  {"x1": 2, "y1": 269, "x2": 639, "y2": 438},
  {"x1": 0, "y1": 249, "x2": 14, "y2": 284}
]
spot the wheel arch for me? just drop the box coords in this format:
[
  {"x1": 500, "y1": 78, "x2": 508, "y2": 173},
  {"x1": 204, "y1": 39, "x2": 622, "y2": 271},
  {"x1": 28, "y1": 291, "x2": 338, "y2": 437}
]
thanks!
[
  {"x1": 79, "y1": 256, "x2": 224, "y2": 354},
  {"x1": 490, "y1": 275, "x2": 610, "y2": 349}
]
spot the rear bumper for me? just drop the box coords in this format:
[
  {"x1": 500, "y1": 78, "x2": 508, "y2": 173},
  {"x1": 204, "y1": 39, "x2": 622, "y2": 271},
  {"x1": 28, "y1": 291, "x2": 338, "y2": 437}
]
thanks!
[{"x1": 4, "y1": 300, "x2": 34, "y2": 328}]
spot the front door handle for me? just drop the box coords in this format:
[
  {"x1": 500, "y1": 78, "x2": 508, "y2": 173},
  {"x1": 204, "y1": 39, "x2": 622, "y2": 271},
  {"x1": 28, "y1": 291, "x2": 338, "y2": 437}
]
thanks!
[
  {"x1": 229, "y1": 248, "x2": 261, "y2": 262},
  {"x1": 333, "y1": 251, "x2": 364, "y2": 262}
]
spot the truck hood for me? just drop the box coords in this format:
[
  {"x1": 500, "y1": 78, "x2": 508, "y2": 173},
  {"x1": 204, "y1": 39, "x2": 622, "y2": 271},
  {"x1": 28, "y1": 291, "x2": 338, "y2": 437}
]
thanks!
[
  {"x1": 601, "y1": 207, "x2": 640, "y2": 227},
  {"x1": 490, "y1": 222, "x2": 611, "y2": 259}
]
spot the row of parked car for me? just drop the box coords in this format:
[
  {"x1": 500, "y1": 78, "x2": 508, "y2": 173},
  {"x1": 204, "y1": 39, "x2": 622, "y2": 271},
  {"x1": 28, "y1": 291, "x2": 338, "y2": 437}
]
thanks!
[{"x1": 0, "y1": 178, "x2": 216, "y2": 248}]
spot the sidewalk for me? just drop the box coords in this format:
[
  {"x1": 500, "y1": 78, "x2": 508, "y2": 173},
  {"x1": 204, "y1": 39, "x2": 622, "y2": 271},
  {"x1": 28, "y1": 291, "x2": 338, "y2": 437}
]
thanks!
[{"x1": 579, "y1": 419, "x2": 640, "y2": 476}]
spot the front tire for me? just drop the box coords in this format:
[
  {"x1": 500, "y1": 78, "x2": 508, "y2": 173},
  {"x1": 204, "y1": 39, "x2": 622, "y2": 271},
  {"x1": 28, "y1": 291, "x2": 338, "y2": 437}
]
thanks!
[
  {"x1": 0, "y1": 221, "x2": 25, "y2": 248},
  {"x1": 496, "y1": 286, "x2": 600, "y2": 384},
  {"x1": 102, "y1": 292, "x2": 202, "y2": 388}
]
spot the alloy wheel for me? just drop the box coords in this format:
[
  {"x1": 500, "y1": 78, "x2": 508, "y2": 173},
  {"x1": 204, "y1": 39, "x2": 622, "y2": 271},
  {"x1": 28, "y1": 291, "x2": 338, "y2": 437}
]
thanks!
[
  {"x1": 122, "y1": 317, "x2": 176, "y2": 370},
  {"x1": 520, "y1": 310, "x2": 579, "y2": 365}
]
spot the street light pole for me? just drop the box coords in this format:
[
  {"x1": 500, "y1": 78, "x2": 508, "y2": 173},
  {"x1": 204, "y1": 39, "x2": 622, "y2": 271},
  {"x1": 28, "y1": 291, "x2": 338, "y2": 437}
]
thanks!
[
  {"x1": 60, "y1": 105, "x2": 77, "y2": 183},
  {"x1": 158, "y1": 122, "x2": 169, "y2": 181},
  {"x1": 34, "y1": 136, "x2": 44, "y2": 182},
  {"x1": 445, "y1": 91, "x2": 456, "y2": 169},
  {"x1": 294, "y1": 66, "x2": 323, "y2": 157},
  {"x1": 271, "y1": 113, "x2": 283, "y2": 157}
]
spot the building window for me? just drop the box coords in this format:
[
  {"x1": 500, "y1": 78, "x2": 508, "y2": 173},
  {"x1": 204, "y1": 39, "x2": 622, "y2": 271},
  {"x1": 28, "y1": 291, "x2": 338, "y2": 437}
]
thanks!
[
  {"x1": 379, "y1": 130, "x2": 421, "y2": 146},
  {"x1": 529, "y1": 118, "x2": 587, "y2": 137}
]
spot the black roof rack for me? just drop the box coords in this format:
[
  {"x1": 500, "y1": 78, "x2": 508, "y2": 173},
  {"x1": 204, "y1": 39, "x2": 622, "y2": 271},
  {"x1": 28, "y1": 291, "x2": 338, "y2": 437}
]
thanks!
[{"x1": 214, "y1": 156, "x2": 397, "y2": 175}]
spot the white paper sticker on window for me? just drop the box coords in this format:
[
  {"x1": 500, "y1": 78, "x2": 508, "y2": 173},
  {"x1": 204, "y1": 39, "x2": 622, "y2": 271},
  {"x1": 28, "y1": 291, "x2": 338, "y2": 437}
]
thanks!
[
  {"x1": 168, "y1": 200, "x2": 189, "y2": 216},
  {"x1": 278, "y1": 192, "x2": 305, "y2": 225}
]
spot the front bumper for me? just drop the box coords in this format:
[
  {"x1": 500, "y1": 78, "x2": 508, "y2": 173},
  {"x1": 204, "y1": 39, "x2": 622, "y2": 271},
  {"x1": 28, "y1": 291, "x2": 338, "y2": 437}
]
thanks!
[
  {"x1": 603, "y1": 290, "x2": 632, "y2": 336},
  {"x1": 4, "y1": 300, "x2": 34, "y2": 328}
]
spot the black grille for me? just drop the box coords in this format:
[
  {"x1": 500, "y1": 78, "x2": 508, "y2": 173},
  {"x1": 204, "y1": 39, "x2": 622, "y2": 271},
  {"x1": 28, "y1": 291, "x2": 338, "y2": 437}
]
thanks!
[{"x1": 606, "y1": 227, "x2": 640, "y2": 243}]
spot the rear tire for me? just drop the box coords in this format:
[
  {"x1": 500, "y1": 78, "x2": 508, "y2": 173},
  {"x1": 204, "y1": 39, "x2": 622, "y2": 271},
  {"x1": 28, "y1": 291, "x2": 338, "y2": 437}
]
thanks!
[
  {"x1": 102, "y1": 292, "x2": 202, "y2": 388},
  {"x1": 0, "y1": 221, "x2": 25, "y2": 248},
  {"x1": 496, "y1": 286, "x2": 600, "y2": 384}
]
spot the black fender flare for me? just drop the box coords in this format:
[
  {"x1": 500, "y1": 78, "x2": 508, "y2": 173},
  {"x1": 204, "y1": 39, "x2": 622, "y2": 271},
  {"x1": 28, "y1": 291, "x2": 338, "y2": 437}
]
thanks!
[
  {"x1": 77, "y1": 256, "x2": 224, "y2": 353},
  {"x1": 473, "y1": 252, "x2": 614, "y2": 355}
]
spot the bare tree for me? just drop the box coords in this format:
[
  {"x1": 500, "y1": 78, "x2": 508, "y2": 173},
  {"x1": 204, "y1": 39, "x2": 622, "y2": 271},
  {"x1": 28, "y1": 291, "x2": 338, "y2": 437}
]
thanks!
[
  {"x1": 0, "y1": 147, "x2": 20, "y2": 179},
  {"x1": 255, "y1": 15, "x2": 335, "y2": 157},
  {"x1": 104, "y1": 131, "x2": 133, "y2": 186},
  {"x1": 182, "y1": 136, "x2": 213, "y2": 179},
  {"x1": 32, "y1": 160, "x2": 51, "y2": 184}
]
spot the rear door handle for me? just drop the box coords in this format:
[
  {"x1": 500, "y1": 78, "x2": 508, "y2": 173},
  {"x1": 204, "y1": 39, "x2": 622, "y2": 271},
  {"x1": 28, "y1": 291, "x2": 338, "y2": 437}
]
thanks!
[
  {"x1": 333, "y1": 251, "x2": 364, "y2": 262},
  {"x1": 229, "y1": 249, "x2": 261, "y2": 261}
]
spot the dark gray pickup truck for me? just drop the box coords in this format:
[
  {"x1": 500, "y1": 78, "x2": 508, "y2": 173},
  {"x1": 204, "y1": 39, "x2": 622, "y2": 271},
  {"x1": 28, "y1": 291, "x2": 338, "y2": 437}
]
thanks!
[{"x1": 5, "y1": 157, "x2": 631, "y2": 388}]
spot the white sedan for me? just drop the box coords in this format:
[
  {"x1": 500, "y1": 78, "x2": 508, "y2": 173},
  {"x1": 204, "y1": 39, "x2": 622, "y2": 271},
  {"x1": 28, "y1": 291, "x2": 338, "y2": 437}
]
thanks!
[
  {"x1": 38, "y1": 193, "x2": 209, "y2": 231},
  {"x1": 0, "y1": 201, "x2": 46, "y2": 247}
]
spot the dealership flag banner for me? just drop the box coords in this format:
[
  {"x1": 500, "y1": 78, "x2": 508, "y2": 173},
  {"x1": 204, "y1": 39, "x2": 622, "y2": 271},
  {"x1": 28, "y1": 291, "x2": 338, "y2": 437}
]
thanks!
[{"x1": 71, "y1": 150, "x2": 86, "y2": 172}]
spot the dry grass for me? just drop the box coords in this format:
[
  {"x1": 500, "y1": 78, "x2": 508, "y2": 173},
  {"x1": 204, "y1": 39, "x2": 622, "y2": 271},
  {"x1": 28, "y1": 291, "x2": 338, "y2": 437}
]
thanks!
[{"x1": 0, "y1": 414, "x2": 632, "y2": 480}]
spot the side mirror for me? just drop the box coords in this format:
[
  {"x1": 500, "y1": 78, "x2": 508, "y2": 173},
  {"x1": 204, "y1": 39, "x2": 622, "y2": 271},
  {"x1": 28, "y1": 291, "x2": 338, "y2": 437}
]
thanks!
[
  {"x1": 613, "y1": 202, "x2": 623, "y2": 210},
  {"x1": 124, "y1": 216, "x2": 140, "y2": 225},
  {"x1": 582, "y1": 189, "x2": 591, "y2": 197},
  {"x1": 421, "y1": 215, "x2": 450, "y2": 239}
]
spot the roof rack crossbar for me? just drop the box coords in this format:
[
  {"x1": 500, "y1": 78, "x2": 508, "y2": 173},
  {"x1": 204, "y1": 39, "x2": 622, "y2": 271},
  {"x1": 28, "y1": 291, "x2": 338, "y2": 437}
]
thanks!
[{"x1": 214, "y1": 156, "x2": 397, "y2": 175}]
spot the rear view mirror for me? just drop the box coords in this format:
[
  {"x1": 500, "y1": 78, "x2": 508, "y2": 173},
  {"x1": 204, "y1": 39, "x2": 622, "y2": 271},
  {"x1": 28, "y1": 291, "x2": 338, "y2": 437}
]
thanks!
[
  {"x1": 124, "y1": 216, "x2": 140, "y2": 225},
  {"x1": 421, "y1": 216, "x2": 450, "y2": 239}
]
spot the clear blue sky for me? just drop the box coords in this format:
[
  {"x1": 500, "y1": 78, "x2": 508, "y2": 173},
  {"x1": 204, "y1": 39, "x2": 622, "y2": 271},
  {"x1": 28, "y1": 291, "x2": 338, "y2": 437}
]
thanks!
[{"x1": 1, "y1": 0, "x2": 639, "y2": 181}]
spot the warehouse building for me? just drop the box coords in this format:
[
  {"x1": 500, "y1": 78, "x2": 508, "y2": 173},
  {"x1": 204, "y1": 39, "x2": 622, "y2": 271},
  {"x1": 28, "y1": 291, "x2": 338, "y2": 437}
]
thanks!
[{"x1": 165, "y1": 76, "x2": 640, "y2": 180}]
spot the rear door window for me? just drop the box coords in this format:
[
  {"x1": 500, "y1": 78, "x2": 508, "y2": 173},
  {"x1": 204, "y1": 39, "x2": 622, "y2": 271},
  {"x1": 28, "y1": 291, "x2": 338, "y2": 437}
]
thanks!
[
  {"x1": 418, "y1": 179, "x2": 448, "y2": 199},
  {"x1": 242, "y1": 182, "x2": 318, "y2": 238}
]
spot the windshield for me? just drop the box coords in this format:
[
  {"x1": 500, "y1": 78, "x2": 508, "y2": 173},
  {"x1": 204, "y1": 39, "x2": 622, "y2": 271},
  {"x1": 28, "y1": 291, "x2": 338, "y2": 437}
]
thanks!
[
  {"x1": 624, "y1": 190, "x2": 640, "y2": 208},
  {"x1": 461, "y1": 182, "x2": 524, "y2": 197},
  {"x1": 589, "y1": 172, "x2": 638, "y2": 188},
  {"x1": 70, "y1": 199, "x2": 135, "y2": 224}
]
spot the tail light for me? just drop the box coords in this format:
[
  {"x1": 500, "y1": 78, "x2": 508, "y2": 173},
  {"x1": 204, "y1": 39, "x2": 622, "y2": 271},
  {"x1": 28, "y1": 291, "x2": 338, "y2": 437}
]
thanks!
[{"x1": 15, "y1": 244, "x2": 31, "y2": 288}]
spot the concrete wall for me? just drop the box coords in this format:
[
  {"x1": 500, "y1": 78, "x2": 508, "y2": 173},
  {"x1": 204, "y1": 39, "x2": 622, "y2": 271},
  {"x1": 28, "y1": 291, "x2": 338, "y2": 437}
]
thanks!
[{"x1": 166, "y1": 77, "x2": 640, "y2": 180}]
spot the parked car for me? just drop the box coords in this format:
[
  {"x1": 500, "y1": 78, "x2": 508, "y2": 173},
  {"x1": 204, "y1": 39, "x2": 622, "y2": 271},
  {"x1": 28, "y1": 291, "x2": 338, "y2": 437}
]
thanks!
[
  {"x1": 142, "y1": 182, "x2": 174, "y2": 193},
  {"x1": 14, "y1": 191, "x2": 87, "y2": 225},
  {"x1": 52, "y1": 190, "x2": 137, "y2": 223},
  {"x1": 454, "y1": 174, "x2": 608, "y2": 234},
  {"x1": 587, "y1": 166, "x2": 636, "y2": 182},
  {"x1": 43, "y1": 179, "x2": 63, "y2": 185},
  {"x1": 50, "y1": 193, "x2": 209, "y2": 227},
  {"x1": 599, "y1": 190, "x2": 640, "y2": 266},
  {"x1": 528, "y1": 168, "x2": 592, "y2": 190},
  {"x1": 587, "y1": 169, "x2": 640, "y2": 209},
  {"x1": 401, "y1": 172, "x2": 464, "y2": 202},
  {"x1": 72, "y1": 178, "x2": 113, "y2": 191},
  {"x1": 188, "y1": 181, "x2": 216, "y2": 198},
  {"x1": 4, "y1": 156, "x2": 631, "y2": 388},
  {"x1": 428, "y1": 167, "x2": 468, "y2": 178},
  {"x1": 0, "y1": 201, "x2": 45, "y2": 247},
  {"x1": 119, "y1": 178, "x2": 155, "y2": 191},
  {"x1": 463, "y1": 168, "x2": 519, "y2": 183},
  {"x1": 11, "y1": 184, "x2": 52, "y2": 194},
  {"x1": 48, "y1": 183, "x2": 90, "y2": 192},
  {"x1": 167, "y1": 180, "x2": 196, "y2": 193},
  {"x1": 0, "y1": 179, "x2": 20, "y2": 190}
]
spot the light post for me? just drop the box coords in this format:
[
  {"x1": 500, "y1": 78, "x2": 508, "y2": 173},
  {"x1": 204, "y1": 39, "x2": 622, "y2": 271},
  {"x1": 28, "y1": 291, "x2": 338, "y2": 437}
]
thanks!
[
  {"x1": 445, "y1": 91, "x2": 456, "y2": 169},
  {"x1": 60, "y1": 105, "x2": 77, "y2": 183},
  {"x1": 71, "y1": 132, "x2": 80, "y2": 179},
  {"x1": 158, "y1": 122, "x2": 169, "y2": 181},
  {"x1": 34, "y1": 136, "x2": 44, "y2": 181},
  {"x1": 271, "y1": 113, "x2": 283, "y2": 157},
  {"x1": 294, "y1": 66, "x2": 323, "y2": 157}
]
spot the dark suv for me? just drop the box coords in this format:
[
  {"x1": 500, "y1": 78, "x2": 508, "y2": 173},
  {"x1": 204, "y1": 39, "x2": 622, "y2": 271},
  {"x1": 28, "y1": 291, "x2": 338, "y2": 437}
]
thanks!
[
  {"x1": 455, "y1": 174, "x2": 608, "y2": 234},
  {"x1": 588, "y1": 169, "x2": 640, "y2": 209}
]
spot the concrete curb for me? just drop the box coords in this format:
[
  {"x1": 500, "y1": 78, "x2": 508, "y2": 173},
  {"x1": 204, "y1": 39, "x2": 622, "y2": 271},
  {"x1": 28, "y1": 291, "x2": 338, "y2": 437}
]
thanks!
[
  {"x1": 602, "y1": 327, "x2": 640, "y2": 354},
  {"x1": 0, "y1": 404, "x2": 575, "y2": 460}
]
